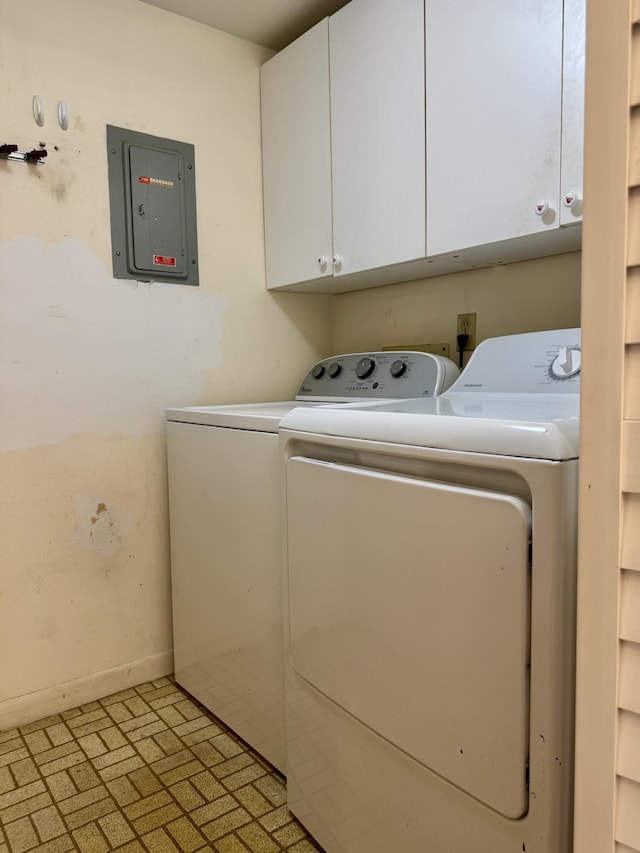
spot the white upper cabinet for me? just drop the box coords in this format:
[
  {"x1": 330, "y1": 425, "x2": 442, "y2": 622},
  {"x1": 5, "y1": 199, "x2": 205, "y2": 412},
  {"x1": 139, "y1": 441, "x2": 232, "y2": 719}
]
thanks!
[
  {"x1": 329, "y1": 0, "x2": 426, "y2": 277},
  {"x1": 560, "y1": 0, "x2": 586, "y2": 226},
  {"x1": 261, "y1": 0, "x2": 425, "y2": 291},
  {"x1": 261, "y1": 20, "x2": 333, "y2": 289},
  {"x1": 425, "y1": 0, "x2": 565, "y2": 257},
  {"x1": 260, "y1": 0, "x2": 584, "y2": 293}
]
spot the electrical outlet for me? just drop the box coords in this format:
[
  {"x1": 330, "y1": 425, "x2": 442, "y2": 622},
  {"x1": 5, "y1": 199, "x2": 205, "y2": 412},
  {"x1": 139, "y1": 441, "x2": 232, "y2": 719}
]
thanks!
[{"x1": 456, "y1": 312, "x2": 477, "y2": 350}]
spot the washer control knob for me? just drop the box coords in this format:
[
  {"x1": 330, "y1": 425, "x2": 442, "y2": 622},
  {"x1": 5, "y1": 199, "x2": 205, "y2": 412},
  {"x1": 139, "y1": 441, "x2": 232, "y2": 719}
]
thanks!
[
  {"x1": 390, "y1": 359, "x2": 407, "y2": 378},
  {"x1": 551, "y1": 346, "x2": 581, "y2": 378},
  {"x1": 356, "y1": 357, "x2": 376, "y2": 379},
  {"x1": 327, "y1": 362, "x2": 342, "y2": 378},
  {"x1": 311, "y1": 364, "x2": 325, "y2": 379}
]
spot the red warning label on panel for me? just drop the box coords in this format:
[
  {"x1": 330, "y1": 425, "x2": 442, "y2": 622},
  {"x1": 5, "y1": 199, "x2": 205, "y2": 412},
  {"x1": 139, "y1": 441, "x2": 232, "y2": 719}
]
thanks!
[
  {"x1": 153, "y1": 255, "x2": 177, "y2": 267},
  {"x1": 138, "y1": 176, "x2": 174, "y2": 188}
]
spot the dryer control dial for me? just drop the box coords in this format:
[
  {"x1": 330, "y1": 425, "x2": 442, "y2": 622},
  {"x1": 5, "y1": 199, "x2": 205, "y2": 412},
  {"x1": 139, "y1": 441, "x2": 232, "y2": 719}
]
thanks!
[
  {"x1": 356, "y1": 357, "x2": 376, "y2": 379},
  {"x1": 311, "y1": 364, "x2": 325, "y2": 379},
  {"x1": 328, "y1": 362, "x2": 342, "y2": 378},
  {"x1": 551, "y1": 346, "x2": 581, "y2": 378}
]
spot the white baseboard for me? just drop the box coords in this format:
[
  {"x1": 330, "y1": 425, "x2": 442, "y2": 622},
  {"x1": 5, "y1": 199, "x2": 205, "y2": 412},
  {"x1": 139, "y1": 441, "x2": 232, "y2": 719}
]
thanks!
[{"x1": 0, "y1": 650, "x2": 174, "y2": 731}]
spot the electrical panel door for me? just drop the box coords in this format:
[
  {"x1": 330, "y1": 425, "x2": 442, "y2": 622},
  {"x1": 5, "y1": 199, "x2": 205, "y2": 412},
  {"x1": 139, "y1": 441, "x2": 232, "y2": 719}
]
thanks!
[{"x1": 107, "y1": 126, "x2": 199, "y2": 285}]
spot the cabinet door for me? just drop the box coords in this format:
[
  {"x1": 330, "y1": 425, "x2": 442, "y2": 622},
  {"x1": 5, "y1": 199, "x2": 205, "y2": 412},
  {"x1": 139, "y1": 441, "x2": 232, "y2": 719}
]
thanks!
[
  {"x1": 560, "y1": 0, "x2": 585, "y2": 226},
  {"x1": 261, "y1": 20, "x2": 333, "y2": 289},
  {"x1": 426, "y1": 0, "x2": 564, "y2": 256},
  {"x1": 329, "y1": 0, "x2": 426, "y2": 276}
]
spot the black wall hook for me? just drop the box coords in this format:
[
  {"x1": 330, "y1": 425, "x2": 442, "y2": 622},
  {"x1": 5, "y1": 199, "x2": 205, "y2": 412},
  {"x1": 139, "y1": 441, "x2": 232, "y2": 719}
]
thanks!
[
  {"x1": 1, "y1": 144, "x2": 48, "y2": 165},
  {"x1": 25, "y1": 149, "x2": 48, "y2": 162}
]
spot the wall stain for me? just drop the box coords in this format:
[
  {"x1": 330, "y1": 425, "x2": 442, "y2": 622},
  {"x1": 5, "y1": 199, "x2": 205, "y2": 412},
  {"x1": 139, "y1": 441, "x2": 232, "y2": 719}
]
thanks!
[
  {"x1": 91, "y1": 502, "x2": 108, "y2": 524},
  {"x1": 51, "y1": 182, "x2": 67, "y2": 203},
  {"x1": 89, "y1": 501, "x2": 121, "y2": 554},
  {"x1": 75, "y1": 495, "x2": 129, "y2": 558}
]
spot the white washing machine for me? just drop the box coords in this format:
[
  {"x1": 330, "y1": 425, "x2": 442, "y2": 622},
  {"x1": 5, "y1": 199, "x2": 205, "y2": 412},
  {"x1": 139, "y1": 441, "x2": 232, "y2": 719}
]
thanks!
[
  {"x1": 279, "y1": 329, "x2": 580, "y2": 852},
  {"x1": 165, "y1": 351, "x2": 458, "y2": 773}
]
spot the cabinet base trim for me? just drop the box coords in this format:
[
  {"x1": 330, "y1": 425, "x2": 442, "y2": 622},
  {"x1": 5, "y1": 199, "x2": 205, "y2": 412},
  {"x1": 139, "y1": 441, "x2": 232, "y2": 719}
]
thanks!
[{"x1": 268, "y1": 224, "x2": 582, "y2": 294}]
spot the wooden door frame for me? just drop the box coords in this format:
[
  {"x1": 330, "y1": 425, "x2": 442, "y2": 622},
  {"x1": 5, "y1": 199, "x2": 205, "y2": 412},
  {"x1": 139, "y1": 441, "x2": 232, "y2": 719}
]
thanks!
[{"x1": 574, "y1": 1, "x2": 631, "y2": 850}]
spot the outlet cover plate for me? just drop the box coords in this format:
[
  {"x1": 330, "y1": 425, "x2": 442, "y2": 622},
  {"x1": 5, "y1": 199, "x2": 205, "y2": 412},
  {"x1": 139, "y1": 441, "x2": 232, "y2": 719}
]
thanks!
[{"x1": 456, "y1": 313, "x2": 477, "y2": 350}]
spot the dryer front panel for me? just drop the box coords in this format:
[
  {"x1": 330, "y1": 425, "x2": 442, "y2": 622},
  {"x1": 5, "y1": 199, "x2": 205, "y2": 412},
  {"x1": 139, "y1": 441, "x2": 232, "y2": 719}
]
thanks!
[{"x1": 286, "y1": 457, "x2": 532, "y2": 819}]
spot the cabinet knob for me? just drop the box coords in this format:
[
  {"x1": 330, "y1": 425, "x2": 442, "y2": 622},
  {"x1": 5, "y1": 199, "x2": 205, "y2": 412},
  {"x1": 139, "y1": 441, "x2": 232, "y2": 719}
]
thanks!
[
  {"x1": 317, "y1": 255, "x2": 328, "y2": 269},
  {"x1": 562, "y1": 191, "x2": 580, "y2": 208},
  {"x1": 332, "y1": 255, "x2": 343, "y2": 269},
  {"x1": 534, "y1": 200, "x2": 550, "y2": 216}
]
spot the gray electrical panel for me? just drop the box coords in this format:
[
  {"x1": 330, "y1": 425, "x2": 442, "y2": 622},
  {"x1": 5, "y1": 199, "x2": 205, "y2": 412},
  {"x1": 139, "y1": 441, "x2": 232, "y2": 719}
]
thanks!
[{"x1": 107, "y1": 126, "x2": 199, "y2": 285}]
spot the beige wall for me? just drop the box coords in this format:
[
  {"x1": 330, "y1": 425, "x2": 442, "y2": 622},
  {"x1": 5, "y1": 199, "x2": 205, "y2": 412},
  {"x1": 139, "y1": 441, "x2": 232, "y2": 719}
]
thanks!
[
  {"x1": 0, "y1": 0, "x2": 331, "y2": 728},
  {"x1": 330, "y1": 252, "x2": 581, "y2": 360}
]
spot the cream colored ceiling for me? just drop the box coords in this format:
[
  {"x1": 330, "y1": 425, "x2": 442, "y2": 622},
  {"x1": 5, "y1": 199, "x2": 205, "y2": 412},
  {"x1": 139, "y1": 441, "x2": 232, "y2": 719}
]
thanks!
[{"x1": 138, "y1": 0, "x2": 351, "y2": 51}]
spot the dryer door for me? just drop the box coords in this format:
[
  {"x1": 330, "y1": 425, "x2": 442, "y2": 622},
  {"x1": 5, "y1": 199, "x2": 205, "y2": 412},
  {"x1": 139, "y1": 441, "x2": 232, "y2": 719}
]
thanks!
[{"x1": 286, "y1": 457, "x2": 532, "y2": 819}]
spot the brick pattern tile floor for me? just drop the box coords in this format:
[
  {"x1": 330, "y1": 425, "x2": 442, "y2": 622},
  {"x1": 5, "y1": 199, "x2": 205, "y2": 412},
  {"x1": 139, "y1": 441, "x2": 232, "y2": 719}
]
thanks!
[{"x1": 0, "y1": 678, "x2": 324, "y2": 853}]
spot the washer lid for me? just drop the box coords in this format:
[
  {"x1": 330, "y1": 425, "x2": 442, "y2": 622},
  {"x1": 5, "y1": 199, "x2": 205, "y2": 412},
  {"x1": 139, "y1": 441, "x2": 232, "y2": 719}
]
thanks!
[{"x1": 166, "y1": 400, "x2": 323, "y2": 432}]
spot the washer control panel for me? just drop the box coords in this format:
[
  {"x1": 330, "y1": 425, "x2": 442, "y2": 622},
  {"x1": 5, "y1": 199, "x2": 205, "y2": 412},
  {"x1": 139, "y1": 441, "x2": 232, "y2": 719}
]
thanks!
[{"x1": 296, "y1": 351, "x2": 459, "y2": 400}]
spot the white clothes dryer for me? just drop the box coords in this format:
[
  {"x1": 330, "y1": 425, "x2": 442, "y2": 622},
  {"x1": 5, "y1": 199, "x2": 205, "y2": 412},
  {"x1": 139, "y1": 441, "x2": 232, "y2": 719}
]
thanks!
[
  {"x1": 165, "y1": 351, "x2": 458, "y2": 773},
  {"x1": 279, "y1": 329, "x2": 580, "y2": 852}
]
